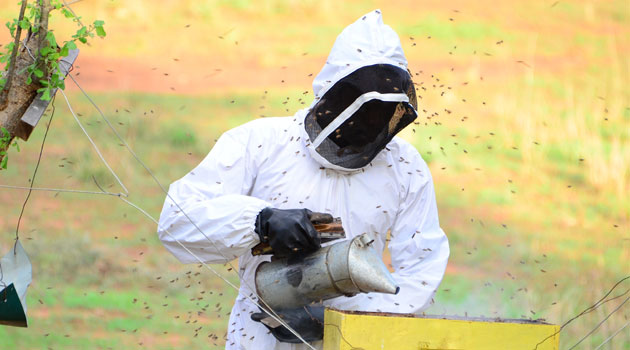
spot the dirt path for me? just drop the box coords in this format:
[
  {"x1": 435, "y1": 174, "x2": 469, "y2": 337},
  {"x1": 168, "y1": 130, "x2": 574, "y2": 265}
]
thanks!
[
  {"x1": 66, "y1": 51, "x2": 592, "y2": 95},
  {"x1": 67, "y1": 54, "x2": 324, "y2": 94}
]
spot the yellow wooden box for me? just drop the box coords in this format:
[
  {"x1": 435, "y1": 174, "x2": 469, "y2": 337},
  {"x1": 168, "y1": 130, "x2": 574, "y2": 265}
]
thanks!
[{"x1": 323, "y1": 309, "x2": 560, "y2": 350}]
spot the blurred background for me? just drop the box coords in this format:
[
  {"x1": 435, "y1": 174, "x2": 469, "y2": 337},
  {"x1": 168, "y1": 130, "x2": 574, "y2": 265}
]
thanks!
[{"x1": 0, "y1": 0, "x2": 628, "y2": 349}]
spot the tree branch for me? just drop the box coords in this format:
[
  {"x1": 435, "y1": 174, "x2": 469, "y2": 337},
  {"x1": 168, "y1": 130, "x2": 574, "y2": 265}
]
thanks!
[
  {"x1": 37, "y1": 0, "x2": 52, "y2": 78},
  {"x1": 0, "y1": 0, "x2": 28, "y2": 110}
]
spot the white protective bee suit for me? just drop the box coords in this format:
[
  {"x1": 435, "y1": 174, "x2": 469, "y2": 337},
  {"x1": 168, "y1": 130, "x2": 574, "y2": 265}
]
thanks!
[{"x1": 157, "y1": 10, "x2": 449, "y2": 350}]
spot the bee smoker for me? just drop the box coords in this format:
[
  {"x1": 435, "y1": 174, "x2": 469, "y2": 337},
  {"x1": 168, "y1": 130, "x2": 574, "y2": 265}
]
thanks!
[{"x1": 254, "y1": 233, "x2": 399, "y2": 310}]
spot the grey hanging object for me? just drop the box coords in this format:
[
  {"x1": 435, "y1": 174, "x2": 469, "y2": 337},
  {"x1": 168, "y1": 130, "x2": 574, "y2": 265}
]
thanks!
[
  {"x1": 0, "y1": 241, "x2": 32, "y2": 327},
  {"x1": 15, "y1": 49, "x2": 79, "y2": 141}
]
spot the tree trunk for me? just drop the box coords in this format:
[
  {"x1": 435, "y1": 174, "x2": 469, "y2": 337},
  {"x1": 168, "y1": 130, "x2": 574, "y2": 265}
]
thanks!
[{"x1": 0, "y1": 0, "x2": 52, "y2": 163}]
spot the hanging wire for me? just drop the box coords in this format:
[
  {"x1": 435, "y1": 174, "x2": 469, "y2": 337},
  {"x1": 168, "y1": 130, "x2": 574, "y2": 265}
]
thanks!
[
  {"x1": 0, "y1": 259, "x2": 5, "y2": 289},
  {"x1": 59, "y1": 89, "x2": 129, "y2": 195},
  {"x1": 120, "y1": 196, "x2": 317, "y2": 349},
  {"x1": 1, "y1": 65, "x2": 624, "y2": 350},
  {"x1": 65, "y1": 72, "x2": 266, "y2": 291},
  {"x1": 2, "y1": 68, "x2": 623, "y2": 350},
  {"x1": 566, "y1": 296, "x2": 629, "y2": 350},
  {"x1": 14, "y1": 95, "x2": 57, "y2": 253},
  {"x1": 58, "y1": 82, "x2": 316, "y2": 349},
  {"x1": 593, "y1": 321, "x2": 629, "y2": 350},
  {"x1": 2, "y1": 84, "x2": 55, "y2": 294},
  {"x1": 534, "y1": 275, "x2": 630, "y2": 350},
  {"x1": 0, "y1": 184, "x2": 123, "y2": 197},
  {"x1": 61, "y1": 0, "x2": 84, "y2": 28},
  {"x1": 66, "y1": 73, "x2": 238, "y2": 268},
  {"x1": 66, "y1": 72, "x2": 301, "y2": 341}
]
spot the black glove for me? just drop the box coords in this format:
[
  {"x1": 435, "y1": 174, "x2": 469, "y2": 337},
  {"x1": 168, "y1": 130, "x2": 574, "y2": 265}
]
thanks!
[
  {"x1": 255, "y1": 208, "x2": 321, "y2": 257},
  {"x1": 251, "y1": 306, "x2": 324, "y2": 343}
]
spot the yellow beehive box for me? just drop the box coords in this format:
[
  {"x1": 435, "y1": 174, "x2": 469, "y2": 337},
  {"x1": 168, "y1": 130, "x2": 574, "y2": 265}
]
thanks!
[{"x1": 323, "y1": 309, "x2": 560, "y2": 350}]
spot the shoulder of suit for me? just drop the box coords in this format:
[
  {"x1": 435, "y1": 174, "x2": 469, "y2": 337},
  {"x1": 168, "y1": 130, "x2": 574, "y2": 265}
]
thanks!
[
  {"x1": 223, "y1": 117, "x2": 297, "y2": 143},
  {"x1": 388, "y1": 136, "x2": 427, "y2": 166}
]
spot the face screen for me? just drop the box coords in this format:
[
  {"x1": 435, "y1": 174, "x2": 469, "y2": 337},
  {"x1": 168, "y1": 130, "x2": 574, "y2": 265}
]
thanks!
[{"x1": 305, "y1": 64, "x2": 417, "y2": 169}]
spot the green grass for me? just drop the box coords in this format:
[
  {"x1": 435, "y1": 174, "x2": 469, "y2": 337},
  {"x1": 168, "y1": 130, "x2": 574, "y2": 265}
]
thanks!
[
  {"x1": 1, "y1": 0, "x2": 629, "y2": 349},
  {"x1": 2, "y1": 88, "x2": 626, "y2": 349}
]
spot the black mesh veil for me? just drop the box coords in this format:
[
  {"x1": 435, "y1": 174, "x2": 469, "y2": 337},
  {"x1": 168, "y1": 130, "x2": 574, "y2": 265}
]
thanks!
[{"x1": 305, "y1": 64, "x2": 417, "y2": 169}]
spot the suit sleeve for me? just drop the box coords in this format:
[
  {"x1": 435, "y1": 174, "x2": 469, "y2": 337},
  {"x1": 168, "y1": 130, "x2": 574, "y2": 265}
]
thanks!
[
  {"x1": 157, "y1": 125, "x2": 271, "y2": 264},
  {"x1": 328, "y1": 155, "x2": 449, "y2": 313}
]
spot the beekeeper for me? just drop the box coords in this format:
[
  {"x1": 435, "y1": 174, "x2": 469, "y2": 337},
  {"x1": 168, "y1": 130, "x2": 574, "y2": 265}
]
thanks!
[{"x1": 157, "y1": 10, "x2": 449, "y2": 350}]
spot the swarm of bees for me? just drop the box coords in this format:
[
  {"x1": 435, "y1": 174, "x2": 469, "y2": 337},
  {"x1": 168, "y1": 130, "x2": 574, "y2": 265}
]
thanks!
[{"x1": 2, "y1": 3, "x2": 628, "y2": 350}]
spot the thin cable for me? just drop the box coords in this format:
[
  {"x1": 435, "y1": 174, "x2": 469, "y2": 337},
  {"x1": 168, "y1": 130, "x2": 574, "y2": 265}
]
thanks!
[
  {"x1": 67, "y1": 73, "x2": 234, "y2": 261},
  {"x1": 119, "y1": 196, "x2": 317, "y2": 350},
  {"x1": 59, "y1": 89, "x2": 129, "y2": 194},
  {"x1": 3, "y1": 182, "x2": 307, "y2": 346},
  {"x1": 91, "y1": 175, "x2": 107, "y2": 193},
  {"x1": 584, "y1": 288, "x2": 630, "y2": 315},
  {"x1": 61, "y1": 0, "x2": 84, "y2": 28},
  {"x1": 593, "y1": 321, "x2": 629, "y2": 350},
  {"x1": 67, "y1": 73, "x2": 290, "y2": 326},
  {"x1": 0, "y1": 264, "x2": 5, "y2": 289},
  {"x1": 14, "y1": 95, "x2": 56, "y2": 252},
  {"x1": 23, "y1": 39, "x2": 36, "y2": 62},
  {"x1": 324, "y1": 323, "x2": 361, "y2": 350},
  {"x1": 0, "y1": 184, "x2": 123, "y2": 197},
  {"x1": 68, "y1": 75, "x2": 321, "y2": 348},
  {"x1": 534, "y1": 275, "x2": 630, "y2": 350},
  {"x1": 566, "y1": 296, "x2": 629, "y2": 350},
  {"x1": 66, "y1": 75, "x2": 254, "y2": 276}
]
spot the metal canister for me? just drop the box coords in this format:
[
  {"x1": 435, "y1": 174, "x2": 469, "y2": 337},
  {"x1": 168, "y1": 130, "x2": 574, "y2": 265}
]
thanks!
[{"x1": 255, "y1": 234, "x2": 399, "y2": 310}]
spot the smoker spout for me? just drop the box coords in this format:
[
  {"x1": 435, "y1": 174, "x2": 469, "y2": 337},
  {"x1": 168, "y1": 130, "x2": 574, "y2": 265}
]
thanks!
[{"x1": 347, "y1": 235, "x2": 400, "y2": 295}]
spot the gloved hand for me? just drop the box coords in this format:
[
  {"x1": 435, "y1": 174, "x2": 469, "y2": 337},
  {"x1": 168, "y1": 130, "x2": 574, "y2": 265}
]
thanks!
[
  {"x1": 255, "y1": 208, "x2": 321, "y2": 257},
  {"x1": 251, "y1": 306, "x2": 325, "y2": 343}
]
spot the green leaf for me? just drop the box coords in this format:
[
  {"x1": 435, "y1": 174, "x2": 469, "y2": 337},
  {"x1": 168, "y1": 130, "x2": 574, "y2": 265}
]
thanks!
[
  {"x1": 93, "y1": 20, "x2": 106, "y2": 38},
  {"x1": 33, "y1": 68, "x2": 44, "y2": 78},
  {"x1": 41, "y1": 88, "x2": 51, "y2": 101},
  {"x1": 6, "y1": 20, "x2": 16, "y2": 37},
  {"x1": 1, "y1": 155, "x2": 7, "y2": 170},
  {"x1": 95, "y1": 26, "x2": 106, "y2": 38},
  {"x1": 40, "y1": 46, "x2": 51, "y2": 56},
  {"x1": 19, "y1": 19, "x2": 29, "y2": 30},
  {"x1": 46, "y1": 31, "x2": 57, "y2": 47},
  {"x1": 78, "y1": 37, "x2": 87, "y2": 44},
  {"x1": 3, "y1": 43, "x2": 14, "y2": 62},
  {"x1": 59, "y1": 46, "x2": 69, "y2": 57},
  {"x1": 65, "y1": 41, "x2": 77, "y2": 50}
]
